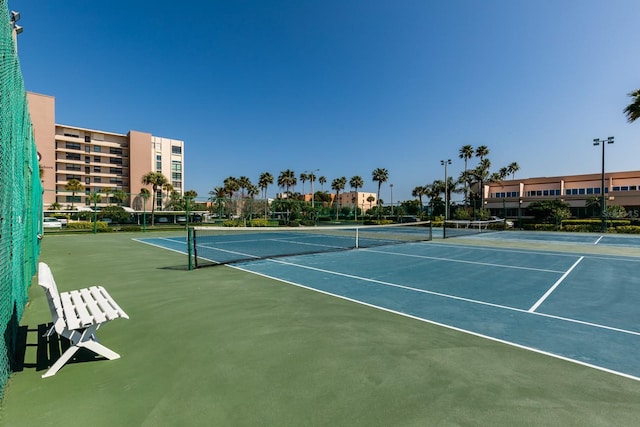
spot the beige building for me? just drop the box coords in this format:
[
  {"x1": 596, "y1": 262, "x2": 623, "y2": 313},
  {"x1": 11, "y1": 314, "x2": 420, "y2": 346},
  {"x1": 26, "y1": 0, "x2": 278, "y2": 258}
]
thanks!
[
  {"x1": 484, "y1": 171, "x2": 640, "y2": 218},
  {"x1": 28, "y1": 92, "x2": 184, "y2": 211}
]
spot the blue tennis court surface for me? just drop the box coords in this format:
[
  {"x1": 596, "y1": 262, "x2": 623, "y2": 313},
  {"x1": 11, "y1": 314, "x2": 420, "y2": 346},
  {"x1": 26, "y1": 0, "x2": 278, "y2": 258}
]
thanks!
[
  {"x1": 136, "y1": 234, "x2": 640, "y2": 381},
  {"x1": 448, "y1": 229, "x2": 640, "y2": 248}
]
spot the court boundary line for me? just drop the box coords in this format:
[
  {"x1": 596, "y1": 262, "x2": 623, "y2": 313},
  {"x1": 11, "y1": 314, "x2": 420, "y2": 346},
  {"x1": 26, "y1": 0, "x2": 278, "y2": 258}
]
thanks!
[
  {"x1": 132, "y1": 237, "x2": 188, "y2": 256},
  {"x1": 229, "y1": 262, "x2": 640, "y2": 383},
  {"x1": 529, "y1": 256, "x2": 584, "y2": 312}
]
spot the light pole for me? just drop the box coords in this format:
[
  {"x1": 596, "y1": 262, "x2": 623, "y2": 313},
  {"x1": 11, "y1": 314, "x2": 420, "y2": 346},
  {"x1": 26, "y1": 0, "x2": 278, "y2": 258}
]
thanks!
[
  {"x1": 593, "y1": 137, "x2": 614, "y2": 233},
  {"x1": 441, "y1": 159, "x2": 451, "y2": 220},
  {"x1": 390, "y1": 184, "x2": 394, "y2": 217}
]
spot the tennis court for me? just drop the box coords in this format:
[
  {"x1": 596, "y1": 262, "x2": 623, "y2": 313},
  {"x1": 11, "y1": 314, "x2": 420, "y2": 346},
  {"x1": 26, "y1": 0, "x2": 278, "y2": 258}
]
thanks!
[{"x1": 137, "y1": 228, "x2": 640, "y2": 381}]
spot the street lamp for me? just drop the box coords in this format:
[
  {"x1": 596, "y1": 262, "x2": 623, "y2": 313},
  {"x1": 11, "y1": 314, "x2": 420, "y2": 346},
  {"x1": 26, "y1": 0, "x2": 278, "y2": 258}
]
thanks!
[
  {"x1": 593, "y1": 137, "x2": 614, "y2": 232},
  {"x1": 390, "y1": 184, "x2": 394, "y2": 217},
  {"x1": 441, "y1": 159, "x2": 451, "y2": 220}
]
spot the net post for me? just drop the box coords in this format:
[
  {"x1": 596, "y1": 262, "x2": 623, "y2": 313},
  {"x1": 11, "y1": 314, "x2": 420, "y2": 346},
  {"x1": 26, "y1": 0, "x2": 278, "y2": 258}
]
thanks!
[
  {"x1": 355, "y1": 227, "x2": 359, "y2": 248},
  {"x1": 187, "y1": 227, "x2": 194, "y2": 270}
]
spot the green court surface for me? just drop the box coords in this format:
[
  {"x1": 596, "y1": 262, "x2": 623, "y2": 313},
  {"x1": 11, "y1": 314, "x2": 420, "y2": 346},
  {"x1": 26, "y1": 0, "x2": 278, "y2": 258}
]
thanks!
[{"x1": 2, "y1": 232, "x2": 640, "y2": 426}]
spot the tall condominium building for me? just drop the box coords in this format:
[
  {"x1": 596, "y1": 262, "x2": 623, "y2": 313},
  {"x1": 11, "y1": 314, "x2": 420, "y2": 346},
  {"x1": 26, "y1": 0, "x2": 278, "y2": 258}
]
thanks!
[{"x1": 27, "y1": 92, "x2": 184, "y2": 211}]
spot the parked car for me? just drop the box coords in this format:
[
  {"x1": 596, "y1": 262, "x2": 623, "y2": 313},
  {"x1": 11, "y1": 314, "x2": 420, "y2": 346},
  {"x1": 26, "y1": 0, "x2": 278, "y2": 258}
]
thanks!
[
  {"x1": 176, "y1": 216, "x2": 187, "y2": 223},
  {"x1": 489, "y1": 216, "x2": 514, "y2": 228},
  {"x1": 43, "y1": 217, "x2": 63, "y2": 229}
]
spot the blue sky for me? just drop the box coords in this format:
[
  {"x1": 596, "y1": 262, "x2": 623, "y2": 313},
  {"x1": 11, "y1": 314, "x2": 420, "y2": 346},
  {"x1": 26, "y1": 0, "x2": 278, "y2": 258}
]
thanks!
[{"x1": 13, "y1": 0, "x2": 640, "y2": 202}]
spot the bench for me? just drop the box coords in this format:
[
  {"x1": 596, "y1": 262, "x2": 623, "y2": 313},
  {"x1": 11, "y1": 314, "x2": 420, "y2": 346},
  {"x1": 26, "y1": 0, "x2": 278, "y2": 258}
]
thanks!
[{"x1": 37, "y1": 262, "x2": 129, "y2": 378}]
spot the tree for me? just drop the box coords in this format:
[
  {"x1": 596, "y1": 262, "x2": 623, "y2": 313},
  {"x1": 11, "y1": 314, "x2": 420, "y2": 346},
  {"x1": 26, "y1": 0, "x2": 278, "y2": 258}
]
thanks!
[
  {"x1": 64, "y1": 179, "x2": 84, "y2": 210},
  {"x1": 475, "y1": 145, "x2": 489, "y2": 160},
  {"x1": 237, "y1": 176, "x2": 252, "y2": 199},
  {"x1": 507, "y1": 162, "x2": 520, "y2": 180},
  {"x1": 277, "y1": 169, "x2": 297, "y2": 196},
  {"x1": 331, "y1": 177, "x2": 347, "y2": 220},
  {"x1": 527, "y1": 199, "x2": 571, "y2": 226},
  {"x1": 112, "y1": 189, "x2": 128, "y2": 206},
  {"x1": 161, "y1": 182, "x2": 174, "y2": 209},
  {"x1": 223, "y1": 177, "x2": 239, "y2": 199},
  {"x1": 458, "y1": 145, "x2": 474, "y2": 205},
  {"x1": 258, "y1": 172, "x2": 274, "y2": 200},
  {"x1": 258, "y1": 172, "x2": 274, "y2": 219},
  {"x1": 371, "y1": 168, "x2": 389, "y2": 216},
  {"x1": 299, "y1": 172, "x2": 309, "y2": 194},
  {"x1": 412, "y1": 185, "x2": 427, "y2": 216},
  {"x1": 141, "y1": 171, "x2": 169, "y2": 225},
  {"x1": 48, "y1": 201, "x2": 62, "y2": 211},
  {"x1": 209, "y1": 186, "x2": 227, "y2": 218},
  {"x1": 319, "y1": 176, "x2": 327, "y2": 191},
  {"x1": 624, "y1": 89, "x2": 640, "y2": 123},
  {"x1": 349, "y1": 175, "x2": 364, "y2": 220},
  {"x1": 139, "y1": 188, "x2": 151, "y2": 217}
]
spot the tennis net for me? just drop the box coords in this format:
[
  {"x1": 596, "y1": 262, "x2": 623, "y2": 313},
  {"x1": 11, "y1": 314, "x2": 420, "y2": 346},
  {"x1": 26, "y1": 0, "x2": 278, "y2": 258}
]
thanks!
[
  {"x1": 190, "y1": 221, "x2": 432, "y2": 267},
  {"x1": 443, "y1": 219, "x2": 505, "y2": 238}
]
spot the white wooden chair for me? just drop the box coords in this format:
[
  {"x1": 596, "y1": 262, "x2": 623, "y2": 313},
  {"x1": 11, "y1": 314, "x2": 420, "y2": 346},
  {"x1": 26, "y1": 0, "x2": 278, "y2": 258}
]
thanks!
[{"x1": 37, "y1": 262, "x2": 129, "y2": 378}]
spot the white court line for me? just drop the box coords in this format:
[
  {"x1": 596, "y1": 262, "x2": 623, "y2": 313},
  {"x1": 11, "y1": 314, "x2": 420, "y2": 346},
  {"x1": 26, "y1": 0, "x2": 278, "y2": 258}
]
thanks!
[
  {"x1": 528, "y1": 257, "x2": 584, "y2": 312},
  {"x1": 229, "y1": 261, "x2": 640, "y2": 382},
  {"x1": 594, "y1": 235, "x2": 604, "y2": 245},
  {"x1": 133, "y1": 237, "x2": 188, "y2": 256},
  {"x1": 363, "y1": 248, "x2": 565, "y2": 274}
]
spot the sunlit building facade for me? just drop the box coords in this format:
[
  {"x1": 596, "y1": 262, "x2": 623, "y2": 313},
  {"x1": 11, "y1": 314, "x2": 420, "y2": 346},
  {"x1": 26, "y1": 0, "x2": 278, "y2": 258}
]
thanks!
[{"x1": 27, "y1": 92, "x2": 184, "y2": 210}]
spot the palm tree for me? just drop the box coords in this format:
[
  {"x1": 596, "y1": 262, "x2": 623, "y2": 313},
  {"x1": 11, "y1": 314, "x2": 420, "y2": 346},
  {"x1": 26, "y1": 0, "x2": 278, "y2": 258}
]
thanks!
[
  {"x1": 258, "y1": 172, "x2": 274, "y2": 200},
  {"x1": 349, "y1": 175, "x2": 364, "y2": 220},
  {"x1": 258, "y1": 172, "x2": 274, "y2": 219},
  {"x1": 141, "y1": 171, "x2": 169, "y2": 225},
  {"x1": 507, "y1": 162, "x2": 520, "y2": 180},
  {"x1": 237, "y1": 176, "x2": 252, "y2": 199},
  {"x1": 277, "y1": 169, "x2": 297, "y2": 196},
  {"x1": 624, "y1": 89, "x2": 640, "y2": 123},
  {"x1": 331, "y1": 177, "x2": 347, "y2": 221},
  {"x1": 299, "y1": 172, "x2": 309, "y2": 194},
  {"x1": 139, "y1": 188, "x2": 151, "y2": 213},
  {"x1": 209, "y1": 186, "x2": 227, "y2": 219},
  {"x1": 459, "y1": 145, "x2": 474, "y2": 205},
  {"x1": 112, "y1": 189, "x2": 128, "y2": 206},
  {"x1": 161, "y1": 182, "x2": 174, "y2": 210},
  {"x1": 475, "y1": 145, "x2": 489, "y2": 161},
  {"x1": 319, "y1": 176, "x2": 327, "y2": 191},
  {"x1": 371, "y1": 168, "x2": 389, "y2": 214},
  {"x1": 412, "y1": 185, "x2": 427, "y2": 215},
  {"x1": 471, "y1": 159, "x2": 491, "y2": 207},
  {"x1": 64, "y1": 179, "x2": 84, "y2": 210},
  {"x1": 366, "y1": 195, "x2": 375, "y2": 213},
  {"x1": 223, "y1": 177, "x2": 239, "y2": 199}
]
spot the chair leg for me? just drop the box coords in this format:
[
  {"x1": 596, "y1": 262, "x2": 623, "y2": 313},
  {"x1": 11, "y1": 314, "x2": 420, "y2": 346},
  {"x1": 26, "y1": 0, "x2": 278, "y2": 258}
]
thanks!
[
  {"x1": 42, "y1": 345, "x2": 80, "y2": 378},
  {"x1": 79, "y1": 340, "x2": 121, "y2": 360}
]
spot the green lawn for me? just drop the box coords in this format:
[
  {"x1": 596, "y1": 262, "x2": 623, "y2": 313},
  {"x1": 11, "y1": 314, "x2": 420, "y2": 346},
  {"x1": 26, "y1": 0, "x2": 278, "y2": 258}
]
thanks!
[{"x1": 1, "y1": 232, "x2": 640, "y2": 426}]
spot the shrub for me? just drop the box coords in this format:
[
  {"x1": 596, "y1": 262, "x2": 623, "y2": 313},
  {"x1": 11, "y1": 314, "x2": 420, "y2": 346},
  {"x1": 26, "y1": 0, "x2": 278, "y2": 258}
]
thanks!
[
  {"x1": 614, "y1": 226, "x2": 640, "y2": 234},
  {"x1": 66, "y1": 221, "x2": 111, "y2": 232}
]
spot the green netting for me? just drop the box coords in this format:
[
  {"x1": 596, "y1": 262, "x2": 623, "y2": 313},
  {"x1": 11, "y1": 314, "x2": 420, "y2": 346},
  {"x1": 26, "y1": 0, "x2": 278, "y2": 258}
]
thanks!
[{"x1": 0, "y1": 1, "x2": 42, "y2": 399}]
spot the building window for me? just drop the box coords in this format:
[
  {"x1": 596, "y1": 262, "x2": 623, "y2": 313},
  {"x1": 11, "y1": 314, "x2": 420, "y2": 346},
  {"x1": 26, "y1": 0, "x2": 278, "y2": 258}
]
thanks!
[
  {"x1": 171, "y1": 145, "x2": 182, "y2": 155},
  {"x1": 94, "y1": 166, "x2": 101, "y2": 173},
  {"x1": 594, "y1": 188, "x2": 601, "y2": 194},
  {"x1": 110, "y1": 158, "x2": 123, "y2": 165},
  {"x1": 84, "y1": 156, "x2": 90, "y2": 164},
  {"x1": 93, "y1": 156, "x2": 101, "y2": 163},
  {"x1": 172, "y1": 181, "x2": 182, "y2": 189},
  {"x1": 84, "y1": 135, "x2": 91, "y2": 142},
  {"x1": 65, "y1": 153, "x2": 81, "y2": 161},
  {"x1": 587, "y1": 188, "x2": 594, "y2": 194},
  {"x1": 94, "y1": 146, "x2": 101, "y2": 152},
  {"x1": 66, "y1": 164, "x2": 81, "y2": 171},
  {"x1": 66, "y1": 174, "x2": 81, "y2": 180},
  {"x1": 85, "y1": 145, "x2": 90, "y2": 153},
  {"x1": 85, "y1": 177, "x2": 90, "y2": 184},
  {"x1": 110, "y1": 167, "x2": 123, "y2": 174},
  {"x1": 94, "y1": 177, "x2": 101, "y2": 183},
  {"x1": 578, "y1": 188, "x2": 585, "y2": 195}
]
